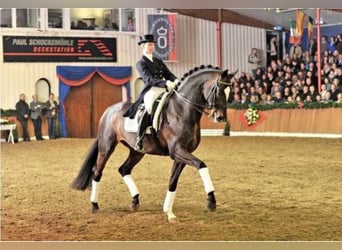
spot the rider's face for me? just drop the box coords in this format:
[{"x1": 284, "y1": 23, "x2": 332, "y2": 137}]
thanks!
[{"x1": 143, "y1": 42, "x2": 155, "y2": 54}]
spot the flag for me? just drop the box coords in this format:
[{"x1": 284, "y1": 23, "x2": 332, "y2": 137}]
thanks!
[
  {"x1": 289, "y1": 20, "x2": 301, "y2": 44},
  {"x1": 308, "y1": 16, "x2": 314, "y2": 40},
  {"x1": 296, "y1": 9, "x2": 305, "y2": 36}
]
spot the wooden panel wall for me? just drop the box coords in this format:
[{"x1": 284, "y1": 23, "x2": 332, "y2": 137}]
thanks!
[{"x1": 200, "y1": 108, "x2": 342, "y2": 134}]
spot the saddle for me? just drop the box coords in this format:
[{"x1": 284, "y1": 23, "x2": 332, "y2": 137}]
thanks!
[{"x1": 124, "y1": 87, "x2": 170, "y2": 134}]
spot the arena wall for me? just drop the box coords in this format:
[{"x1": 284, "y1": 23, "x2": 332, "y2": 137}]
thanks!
[{"x1": 200, "y1": 108, "x2": 342, "y2": 137}]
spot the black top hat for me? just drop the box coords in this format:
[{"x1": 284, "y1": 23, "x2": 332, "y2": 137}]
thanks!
[{"x1": 138, "y1": 34, "x2": 156, "y2": 45}]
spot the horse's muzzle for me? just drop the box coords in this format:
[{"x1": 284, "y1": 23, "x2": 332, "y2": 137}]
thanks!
[
  {"x1": 214, "y1": 116, "x2": 227, "y2": 123},
  {"x1": 213, "y1": 111, "x2": 227, "y2": 123}
]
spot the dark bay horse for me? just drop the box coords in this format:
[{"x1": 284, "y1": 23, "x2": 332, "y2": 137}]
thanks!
[{"x1": 71, "y1": 65, "x2": 238, "y2": 222}]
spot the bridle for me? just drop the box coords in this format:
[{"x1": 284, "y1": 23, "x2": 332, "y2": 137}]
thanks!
[{"x1": 173, "y1": 76, "x2": 232, "y2": 116}]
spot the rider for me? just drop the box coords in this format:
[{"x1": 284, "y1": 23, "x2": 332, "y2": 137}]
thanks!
[{"x1": 123, "y1": 34, "x2": 179, "y2": 151}]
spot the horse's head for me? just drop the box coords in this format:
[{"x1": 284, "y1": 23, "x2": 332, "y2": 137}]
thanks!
[{"x1": 206, "y1": 69, "x2": 238, "y2": 123}]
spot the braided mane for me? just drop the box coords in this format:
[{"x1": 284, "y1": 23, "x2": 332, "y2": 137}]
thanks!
[{"x1": 179, "y1": 65, "x2": 221, "y2": 83}]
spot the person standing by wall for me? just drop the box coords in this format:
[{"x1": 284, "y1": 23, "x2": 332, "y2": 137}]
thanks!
[
  {"x1": 268, "y1": 36, "x2": 278, "y2": 66},
  {"x1": 45, "y1": 93, "x2": 58, "y2": 139},
  {"x1": 30, "y1": 94, "x2": 44, "y2": 140},
  {"x1": 248, "y1": 47, "x2": 262, "y2": 78},
  {"x1": 15, "y1": 93, "x2": 30, "y2": 142}
]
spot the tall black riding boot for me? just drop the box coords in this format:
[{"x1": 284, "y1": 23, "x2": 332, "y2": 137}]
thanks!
[{"x1": 135, "y1": 113, "x2": 150, "y2": 151}]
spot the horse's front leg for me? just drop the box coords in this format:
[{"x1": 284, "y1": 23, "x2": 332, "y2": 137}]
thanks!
[
  {"x1": 163, "y1": 161, "x2": 185, "y2": 223},
  {"x1": 173, "y1": 148, "x2": 216, "y2": 212},
  {"x1": 199, "y1": 167, "x2": 216, "y2": 211}
]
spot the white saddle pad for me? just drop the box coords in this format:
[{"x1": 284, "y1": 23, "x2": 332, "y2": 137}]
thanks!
[
  {"x1": 124, "y1": 109, "x2": 152, "y2": 134},
  {"x1": 124, "y1": 88, "x2": 170, "y2": 133}
]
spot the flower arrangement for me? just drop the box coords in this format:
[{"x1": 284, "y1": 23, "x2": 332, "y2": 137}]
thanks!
[
  {"x1": 0, "y1": 117, "x2": 15, "y2": 125},
  {"x1": 244, "y1": 106, "x2": 260, "y2": 126}
]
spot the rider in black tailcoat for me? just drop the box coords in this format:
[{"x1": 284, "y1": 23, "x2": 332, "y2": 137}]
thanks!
[{"x1": 123, "y1": 34, "x2": 178, "y2": 151}]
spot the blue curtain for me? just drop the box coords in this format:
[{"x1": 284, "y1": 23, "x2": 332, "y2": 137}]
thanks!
[{"x1": 57, "y1": 66, "x2": 132, "y2": 137}]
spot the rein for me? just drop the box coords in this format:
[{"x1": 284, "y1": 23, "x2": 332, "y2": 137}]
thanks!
[
  {"x1": 173, "y1": 77, "x2": 229, "y2": 116},
  {"x1": 173, "y1": 90, "x2": 210, "y2": 116}
]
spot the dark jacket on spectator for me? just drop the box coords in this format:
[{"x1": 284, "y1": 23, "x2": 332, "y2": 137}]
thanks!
[{"x1": 16, "y1": 100, "x2": 30, "y2": 121}]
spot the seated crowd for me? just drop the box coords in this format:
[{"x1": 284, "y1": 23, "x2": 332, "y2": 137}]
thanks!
[{"x1": 228, "y1": 34, "x2": 342, "y2": 107}]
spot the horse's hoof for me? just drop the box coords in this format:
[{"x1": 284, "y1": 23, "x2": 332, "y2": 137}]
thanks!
[
  {"x1": 166, "y1": 211, "x2": 178, "y2": 223},
  {"x1": 168, "y1": 217, "x2": 178, "y2": 224},
  {"x1": 130, "y1": 202, "x2": 139, "y2": 212},
  {"x1": 130, "y1": 195, "x2": 140, "y2": 212},
  {"x1": 207, "y1": 202, "x2": 216, "y2": 212},
  {"x1": 92, "y1": 202, "x2": 99, "y2": 213}
]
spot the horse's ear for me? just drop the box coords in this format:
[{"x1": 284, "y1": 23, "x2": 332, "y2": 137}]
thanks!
[
  {"x1": 220, "y1": 69, "x2": 229, "y2": 79},
  {"x1": 229, "y1": 69, "x2": 239, "y2": 78}
]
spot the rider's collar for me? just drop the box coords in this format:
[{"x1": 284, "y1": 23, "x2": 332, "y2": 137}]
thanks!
[{"x1": 143, "y1": 52, "x2": 153, "y2": 62}]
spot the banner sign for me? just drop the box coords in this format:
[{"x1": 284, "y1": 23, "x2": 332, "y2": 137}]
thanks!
[
  {"x1": 148, "y1": 14, "x2": 177, "y2": 61},
  {"x1": 2, "y1": 36, "x2": 117, "y2": 62}
]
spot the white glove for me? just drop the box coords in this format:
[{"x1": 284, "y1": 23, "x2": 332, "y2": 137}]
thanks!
[{"x1": 166, "y1": 80, "x2": 176, "y2": 92}]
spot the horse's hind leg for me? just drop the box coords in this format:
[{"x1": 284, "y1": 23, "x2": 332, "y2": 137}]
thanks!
[
  {"x1": 90, "y1": 137, "x2": 117, "y2": 213},
  {"x1": 118, "y1": 149, "x2": 145, "y2": 211}
]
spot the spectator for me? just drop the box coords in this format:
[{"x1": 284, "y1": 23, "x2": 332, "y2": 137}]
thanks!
[
  {"x1": 112, "y1": 22, "x2": 119, "y2": 31},
  {"x1": 333, "y1": 77, "x2": 342, "y2": 93},
  {"x1": 265, "y1": 94, "x2": 274, "y2": 105},
  {"x1": 336, "y1": 93, "x2": 342, "y2": 103},
  {"x1": 228, "y1": 86, "x2": 241, "y2": 103},
  {"x1": 337, "y1": 54, "x2": 342, "y2": 67},
  {"x1": 126, "y1": 17, "x2": 135, "y2": 32},
  {"x1": 324, "y1": 91, "x2": 333, "y2": 102},
  {"x1": 335, "y1": 34, "x2": 342, "y2": 54},
  {"x1": 308, "y1": 38, "x2": 317, "y2": 61},
  {"x1": 30, "y1": 94, "x2": 44, "y2": 140},
  {"x1": 286, "y1": 95, "x2": 295, "y2": 103},
  {"x1": 289, "y1": 43, "x2": 302, "y2": 60},
  {"x1": 329, "y1": 83, "x2": 339, "y2": 101},
  {"x1": 308, "y1": 85, "x2": 318, "y2": 100},
  {"x1": 45, "y1": 93, "x2": 59, "y2": 139},
  {"x1": 268, "y1": 36, "x2": 278, "y2": 66},
  {"x1": 254, "y1": 68, "x2": 264, "y2": 81},
  {"x1": 301, "y1": 85, "x2": 310, "y2": 100},
  {"x1": 315, "y1": 94, "x2": 322, "y2": 102},
  {"x1": 304, "y1": 94, "x2": 313, "y2": 103},
  {"x1": 320, "y1": 84, "x2": 329, "y2": 101},
  {"x1": 232, "y1": 93, "x2": 241, "y2": 104},
  {"x1": 283, "y1": 86, "x2": 292, "y2": 100},
  {"x1": 273, "y1": 91, "x2": 285, "y2": 103},
  {"x1": 15, "y1": 93, "x2": 30, "y2": 142},
  {"x1": 247, "y1": 47, "x2": 262, "y2": 78},
  {"x1": 321, "y1": 36, "x2": 329, "y2": 59},
  {"x1": 88, "y1": 19, "x2": 98, "y2": 30},
  {"x1": 240, "y1": 93, "x2": 249, "y2": 104}
]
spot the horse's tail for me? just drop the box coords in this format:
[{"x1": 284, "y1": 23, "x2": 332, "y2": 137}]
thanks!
[{"x1": 71, "y1": 139, "x2": 99, "y2": 190}]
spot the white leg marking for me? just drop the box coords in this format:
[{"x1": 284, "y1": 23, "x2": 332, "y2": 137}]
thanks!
[
  {"x1": 163, "y1": 191, "x2": 177, "y2": 221},
  {"x1": 123, "y1": 175, "x2": 139, "y2": 197},
  {"x1": 90, "y1": 180, "x2": 100, "y2": 203},
  {"x1": 199, "y1": 167, "x2": 215, "y2": 194}
]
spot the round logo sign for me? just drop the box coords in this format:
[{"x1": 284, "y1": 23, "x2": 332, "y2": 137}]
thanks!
[{"x1": 149, "y1": 16, "x2": 176, "y2": 60}]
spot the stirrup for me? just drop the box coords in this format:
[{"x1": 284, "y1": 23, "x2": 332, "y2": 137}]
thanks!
[{"x1": 134, "y1": 137, "x2": 143, "y2": 151}]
